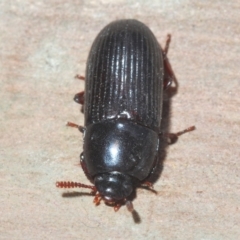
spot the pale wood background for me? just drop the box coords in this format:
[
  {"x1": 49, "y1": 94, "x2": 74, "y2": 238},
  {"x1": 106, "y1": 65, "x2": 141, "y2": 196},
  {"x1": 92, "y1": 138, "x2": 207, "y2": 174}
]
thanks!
[{"x1": 0, "y1": 0, "x2": 239, "y2": 239}]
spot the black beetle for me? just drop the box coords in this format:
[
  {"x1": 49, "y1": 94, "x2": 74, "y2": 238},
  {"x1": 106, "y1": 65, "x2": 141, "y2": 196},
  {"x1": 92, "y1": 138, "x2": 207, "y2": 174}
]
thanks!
[{"x1": 56, "y1": 19, "x2": 195, "y2": 212}]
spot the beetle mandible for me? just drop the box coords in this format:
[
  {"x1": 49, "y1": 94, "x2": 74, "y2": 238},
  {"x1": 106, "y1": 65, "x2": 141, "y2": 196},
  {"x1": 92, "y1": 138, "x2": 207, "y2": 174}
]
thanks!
[{"x1": 56, "y1": 19, "x2": 195, "y2": 212}]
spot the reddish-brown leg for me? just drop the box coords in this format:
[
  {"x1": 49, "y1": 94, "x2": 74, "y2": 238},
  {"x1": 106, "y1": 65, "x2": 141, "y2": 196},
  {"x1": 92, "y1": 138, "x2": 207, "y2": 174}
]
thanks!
[
  {"x1": 66, "y1": 121, "x2": 85, "y2": 133},
  {"x1": 75, "y1": 75, "x2": 85, "y2": 80},
  {"x1": 74, "y1": 91, "x2": 84, "y2": 105},
  {"x1": 167, "y1": 126, "x2": 196, "y2": 144},
  {"x1": 141, "y1": 181, "x2": 154, "y2": 189},
  {"x1": 93, "y1": 193, "x2": 102, "y2": 206},
  {"x1": 114, "y1": 203, "x2": 122, "y2": 212},
  {"x1": 163, "y1": 34, "x2": 178, "y2": 92},
  {"x1": 73, "y1": 91, "x2": 85, "y2": 113}
]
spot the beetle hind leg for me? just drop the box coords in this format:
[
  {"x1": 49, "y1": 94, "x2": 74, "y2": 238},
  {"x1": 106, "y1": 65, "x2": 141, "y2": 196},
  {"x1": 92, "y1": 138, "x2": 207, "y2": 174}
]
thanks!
[{"x1": 162, "y1": 34, "x2": 178, "y2": 94}]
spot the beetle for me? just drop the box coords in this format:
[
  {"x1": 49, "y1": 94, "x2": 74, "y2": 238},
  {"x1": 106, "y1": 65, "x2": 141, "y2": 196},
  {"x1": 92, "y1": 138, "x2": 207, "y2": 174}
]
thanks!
[{"x1": 56, "y1": 19, "x2": 195, "y2": 212}]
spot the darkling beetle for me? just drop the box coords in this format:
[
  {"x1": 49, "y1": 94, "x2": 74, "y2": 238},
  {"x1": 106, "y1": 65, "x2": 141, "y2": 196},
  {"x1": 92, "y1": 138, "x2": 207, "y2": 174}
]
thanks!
[{"x1": 56, "y1": 19, "x2": 195, "y2": 212}]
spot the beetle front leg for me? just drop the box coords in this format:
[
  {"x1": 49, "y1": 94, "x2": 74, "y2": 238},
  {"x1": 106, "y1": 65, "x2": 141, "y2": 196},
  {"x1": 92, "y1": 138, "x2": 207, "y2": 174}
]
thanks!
[{"x1": 140, "y1": 181, "x2": 157, "y2": 194}]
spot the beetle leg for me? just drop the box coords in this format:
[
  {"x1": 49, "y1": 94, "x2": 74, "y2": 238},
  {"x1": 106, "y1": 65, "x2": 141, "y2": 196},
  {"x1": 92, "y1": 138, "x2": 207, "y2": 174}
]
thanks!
[
  {"x1": 73, "y1": 91, "x2": 85, "y2": 113},
  {"x1": 93, "y1": 193, "x2": 102, "y2": 206},
  {"x1": 166, "y1": 126, "x2": 196, "y2": 144},
  {"x1": 66, "y1": 121, "x2": 85, "y2": 133},
  {"x1": 141, "y1": 181, "x2": 154, "y2": 189},
  {"x1": 74, "y1": 91, "x2": 84, "y2": 105},
  {"x1": 75, "y1": 75, "x2": 85, "y2": 80},
  {"x1": 114, "y1": 203, "x2": 122, "y2": 212},
  {"x1": 74, "y1": 75, "x2": 85, "y2": 112},
  {"x1": 140, "y1": 181, "x2": 157, "y2": 194},
  {"x1": 163, "y1": 34, "x2": 178, "y2": 93}
]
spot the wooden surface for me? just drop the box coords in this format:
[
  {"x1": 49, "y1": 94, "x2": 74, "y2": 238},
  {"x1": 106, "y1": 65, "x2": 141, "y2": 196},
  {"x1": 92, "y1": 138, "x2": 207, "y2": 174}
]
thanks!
[{"x1": 0, "y1": 1, "x2": 239, "y2": 239}]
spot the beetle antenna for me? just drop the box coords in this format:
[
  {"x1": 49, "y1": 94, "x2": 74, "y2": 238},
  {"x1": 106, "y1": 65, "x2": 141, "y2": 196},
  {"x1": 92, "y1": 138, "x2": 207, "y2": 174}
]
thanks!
[{"x1": 56, "y1": 181, "x2": 96, "y2": 191}]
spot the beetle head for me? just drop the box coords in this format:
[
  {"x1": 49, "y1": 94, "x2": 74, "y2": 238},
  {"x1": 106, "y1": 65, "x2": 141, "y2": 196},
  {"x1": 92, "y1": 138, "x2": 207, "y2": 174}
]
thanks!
[
  {"x1": 94, "y1": 172, "x2": 133, "y2": 202},
  {"x1": 56, "y1": 174, "x2": 134, "y2": 212}
]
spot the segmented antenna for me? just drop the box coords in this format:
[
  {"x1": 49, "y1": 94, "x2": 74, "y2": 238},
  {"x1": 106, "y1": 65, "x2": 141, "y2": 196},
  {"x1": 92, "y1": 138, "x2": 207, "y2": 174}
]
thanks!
[{"x1": 56, "y1": 181, "x2": 96, "y2": 191}]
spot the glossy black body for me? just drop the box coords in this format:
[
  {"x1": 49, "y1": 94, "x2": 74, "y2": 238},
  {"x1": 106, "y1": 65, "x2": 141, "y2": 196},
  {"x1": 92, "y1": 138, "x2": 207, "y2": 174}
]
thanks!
[{"x1": 82, "y1": 19, "x2": 164, "y2": 200}]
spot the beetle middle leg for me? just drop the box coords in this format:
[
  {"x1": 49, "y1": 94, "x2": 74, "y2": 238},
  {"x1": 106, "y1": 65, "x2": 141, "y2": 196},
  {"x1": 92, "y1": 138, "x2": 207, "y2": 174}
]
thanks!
[
  {"x1": 73, "y1": 91, "x2": 85, "y2": 113},
  {"x1": 74, "y1": 75, "x2": 85, "y2": 113},
  {"x1": 166, "y1": 126, "x2": 196, "y2": 144}
]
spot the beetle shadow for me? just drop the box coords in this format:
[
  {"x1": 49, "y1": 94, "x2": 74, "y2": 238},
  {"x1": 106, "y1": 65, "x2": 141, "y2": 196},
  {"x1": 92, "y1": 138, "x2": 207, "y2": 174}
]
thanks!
[
  {"x1": 61, "y1": 189, "x2": 142, "y2": 223},
  {"x1": 62, "y1": 191, "x2": 94, "y2": 198},
  {"x1": 131, "y1": 209, "x2": 141, "y2": 223},
  {"x1": 145, "y1": 74, "x2": 179, "y2": 184}
]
